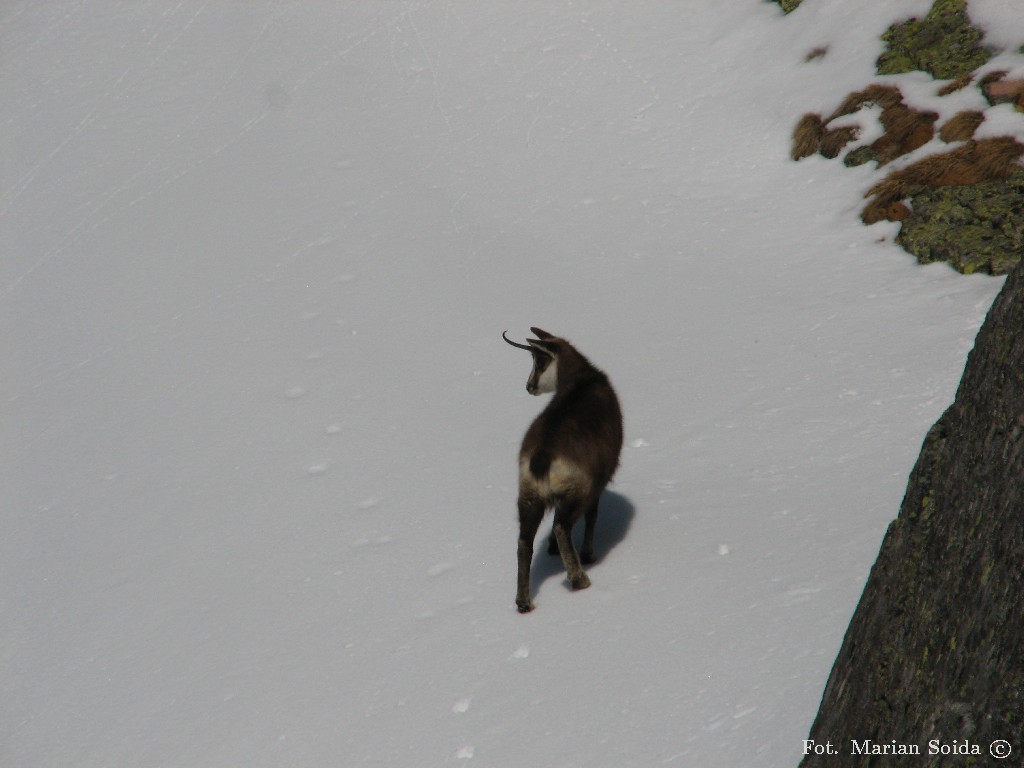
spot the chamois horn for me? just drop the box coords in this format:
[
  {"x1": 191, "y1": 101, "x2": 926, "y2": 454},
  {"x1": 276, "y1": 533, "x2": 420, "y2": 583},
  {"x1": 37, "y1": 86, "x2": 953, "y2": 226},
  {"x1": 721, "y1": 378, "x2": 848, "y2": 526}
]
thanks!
[{"x1": 502, "y1": 330, "x2": 534, "y2": 351}]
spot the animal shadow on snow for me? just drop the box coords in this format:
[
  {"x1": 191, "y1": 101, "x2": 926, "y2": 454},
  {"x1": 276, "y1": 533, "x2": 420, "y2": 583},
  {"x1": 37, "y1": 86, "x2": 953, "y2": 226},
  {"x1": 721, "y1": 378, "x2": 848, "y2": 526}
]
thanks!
[{"x1": 529, "y1": 490, "x2": 635, "y2": 598}]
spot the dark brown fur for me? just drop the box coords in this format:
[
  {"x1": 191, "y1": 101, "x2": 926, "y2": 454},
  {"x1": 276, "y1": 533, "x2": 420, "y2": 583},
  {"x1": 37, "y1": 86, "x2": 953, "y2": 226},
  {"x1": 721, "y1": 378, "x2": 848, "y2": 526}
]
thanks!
[{"x1": 508, "y1": 327, "x2": 623, "y2": 613}]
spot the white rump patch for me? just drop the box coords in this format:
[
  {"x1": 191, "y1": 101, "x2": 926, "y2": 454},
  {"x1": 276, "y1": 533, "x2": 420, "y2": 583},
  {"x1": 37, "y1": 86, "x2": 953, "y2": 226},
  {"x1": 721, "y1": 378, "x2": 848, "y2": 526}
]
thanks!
[{"x1": 520, "y1": 455, "x2": 587, "y2": 500}]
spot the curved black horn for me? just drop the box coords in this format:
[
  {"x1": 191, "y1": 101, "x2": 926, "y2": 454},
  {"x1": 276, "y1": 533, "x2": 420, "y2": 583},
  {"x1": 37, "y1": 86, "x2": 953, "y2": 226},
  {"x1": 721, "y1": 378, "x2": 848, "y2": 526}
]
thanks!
[{"x1": 502, "y1": 330, "x2": 533, "y2": 351}]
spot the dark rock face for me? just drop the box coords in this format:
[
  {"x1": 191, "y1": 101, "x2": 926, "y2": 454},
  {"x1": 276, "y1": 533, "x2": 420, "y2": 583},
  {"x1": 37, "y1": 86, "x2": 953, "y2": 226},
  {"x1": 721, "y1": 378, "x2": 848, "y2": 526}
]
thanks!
[{"x1": 799, "y1": 261, "x2": 1024, "y2": 767}]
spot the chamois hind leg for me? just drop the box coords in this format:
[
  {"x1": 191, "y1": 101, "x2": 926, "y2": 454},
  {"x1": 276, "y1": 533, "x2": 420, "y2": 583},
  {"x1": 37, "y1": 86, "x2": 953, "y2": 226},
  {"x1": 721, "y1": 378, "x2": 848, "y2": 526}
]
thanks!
[
  {"x1": 580, "y1": 495, "x2": 600, "y2": 565},
  {"x1": 551, "y1": 499, "x2": 591, "y2": 592},
  {"x1": 516, "y1": 492, "x2": 545, "y2": 613},
  {"x1": 546, "y1": 493, "x2": 574, "y2": 556},
  {"x1": 547, "y1": 494, "x2": 598, "y2": 560},
  {"x1": 546, "y1": 526, "x2": 560, "y2": 556}
]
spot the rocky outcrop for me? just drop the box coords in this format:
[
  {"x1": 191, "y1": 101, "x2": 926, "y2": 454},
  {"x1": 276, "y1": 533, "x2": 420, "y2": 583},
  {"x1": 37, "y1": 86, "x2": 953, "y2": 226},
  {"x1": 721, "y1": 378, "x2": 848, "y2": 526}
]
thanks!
[
  {"x1": 771, "y1": 0, "x2": 804, "y2": 14},
  {"x1": 792, "y1": 84, "x2": 1024, "y2": 275},
  {"x1": 799, "y1": 260, "x2": 1024, "y2": 766},
  {"x1": 787, "y1": 0, "x2": 1024, "y2": 274},
  {"x1": 876, "y1": 0, "x2": 993, "y2": 80},
  {"x1": 895, "y1": 169, "x2": 1024, "y2": 275}
]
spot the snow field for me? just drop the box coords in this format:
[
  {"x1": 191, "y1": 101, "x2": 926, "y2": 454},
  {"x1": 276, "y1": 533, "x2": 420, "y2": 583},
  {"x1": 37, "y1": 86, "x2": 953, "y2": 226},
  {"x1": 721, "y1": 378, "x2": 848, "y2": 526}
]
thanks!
[{"x1": 3, "y1": 1, "x2": 1020, "y2": 766}]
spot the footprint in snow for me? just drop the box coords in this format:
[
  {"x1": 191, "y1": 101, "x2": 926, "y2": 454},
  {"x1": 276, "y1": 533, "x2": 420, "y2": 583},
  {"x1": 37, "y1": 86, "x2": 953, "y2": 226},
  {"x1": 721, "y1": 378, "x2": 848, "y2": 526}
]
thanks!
[
  {"x1": 427, "y1": 562, "x2": 454, "y2": 577},
  {"x1": 351, "y1": 535, "x2": 392, "y2": 548},
  {"x1": 783, "y1": 586, "x2": 822, "y2": 606}
]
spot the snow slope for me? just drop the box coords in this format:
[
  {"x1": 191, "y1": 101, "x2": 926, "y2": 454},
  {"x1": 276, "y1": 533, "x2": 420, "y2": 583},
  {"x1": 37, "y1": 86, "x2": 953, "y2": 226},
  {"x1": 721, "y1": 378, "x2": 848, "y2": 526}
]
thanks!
[{"x1": 2, "y1": 1, "x2": 1019, "y2": 766}]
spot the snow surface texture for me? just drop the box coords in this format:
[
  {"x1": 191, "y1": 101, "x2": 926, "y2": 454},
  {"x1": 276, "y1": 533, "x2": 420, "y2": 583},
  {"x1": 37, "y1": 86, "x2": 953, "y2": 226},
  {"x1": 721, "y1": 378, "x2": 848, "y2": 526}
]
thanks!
[{"x1": 2, "y1": 1, "x2": 1020, "y2": 766}]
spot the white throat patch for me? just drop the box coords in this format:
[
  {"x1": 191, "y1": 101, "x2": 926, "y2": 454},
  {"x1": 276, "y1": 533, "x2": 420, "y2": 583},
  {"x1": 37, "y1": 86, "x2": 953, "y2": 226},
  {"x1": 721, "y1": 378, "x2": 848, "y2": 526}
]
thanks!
[{"x1": 532, "y1": 358, "x2": 557, "y2": 394}]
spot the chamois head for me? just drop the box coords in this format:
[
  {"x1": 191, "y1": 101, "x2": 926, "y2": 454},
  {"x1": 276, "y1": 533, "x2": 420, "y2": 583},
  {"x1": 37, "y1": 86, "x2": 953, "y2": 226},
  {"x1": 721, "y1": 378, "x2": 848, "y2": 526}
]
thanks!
[{"x1": 502, "y1": 327, "x2": 561, "y2": 395}]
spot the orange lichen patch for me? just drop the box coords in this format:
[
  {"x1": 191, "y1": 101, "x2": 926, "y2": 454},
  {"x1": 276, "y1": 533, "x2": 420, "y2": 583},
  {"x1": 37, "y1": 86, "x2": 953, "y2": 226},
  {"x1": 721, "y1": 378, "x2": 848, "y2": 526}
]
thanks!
[
  {"x1": 938, "y1": 110, "x2": 984, "y2": 142},
  {"x1": 791, "y1": 113, "x2": 825, "y2": 160},
  {"x1": 972, "y1": 137, "x2": 1024, "y2": 178},
  {"x1": 978, "y1": 70, "x2": 1008, "y2": 89},
  {"x1": 820, "y1": 125, "x2": 860, "y2": 158},
  {"x1": 978, "y1": 70, "x2": 1007, "y2": 102},
  {"x1": 873, "y1": 102, "x2": 939, "y2": 164},
  {"x1": 862, "y1": 199, "x2": 912, "y2": 224},
  {"x1": 983, "y1": 76, "x2": 1024, "y2": 109},
  {"x1": 828, "y1": 84, "x2": 903, "y2": 121},
  {"x1": 862, "y1": 136, "x2": 1024, "y2": 222},
  {"x1": 985, "y1": 79, "x2": 1024, "y2": 98},
  {"x1": 937, "y1": 74, "x2": 973, "y2": 96},
  {"x1": 794, "y1": 84, "x2": 938, "y2": 167},
  {"x1": 871, "y1": 137, "x2": 1024, "y2": 194}
]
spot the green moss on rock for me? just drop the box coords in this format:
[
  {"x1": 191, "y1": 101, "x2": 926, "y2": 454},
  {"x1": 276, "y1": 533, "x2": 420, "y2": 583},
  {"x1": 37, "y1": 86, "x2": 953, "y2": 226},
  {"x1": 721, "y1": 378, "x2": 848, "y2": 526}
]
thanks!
[
  {"x1": 895, "y1": 170, "x2": 1024, "y2": 275},
  {"x1": 877, "y1": 0, "x2": 993, "y2": 80},
  {"x1": 770, "y1": 0, "x2": 803, "y2": 14},
  {"x1": 843, "y1": 146, "x2": 878, "y2": 167}
]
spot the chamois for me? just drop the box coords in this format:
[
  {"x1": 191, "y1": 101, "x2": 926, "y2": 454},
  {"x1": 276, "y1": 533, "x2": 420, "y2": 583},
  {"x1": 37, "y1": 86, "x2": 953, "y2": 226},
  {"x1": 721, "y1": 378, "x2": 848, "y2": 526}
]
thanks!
[{"x1": 502, "y1": 327, "x2": 623, "y2": 613}]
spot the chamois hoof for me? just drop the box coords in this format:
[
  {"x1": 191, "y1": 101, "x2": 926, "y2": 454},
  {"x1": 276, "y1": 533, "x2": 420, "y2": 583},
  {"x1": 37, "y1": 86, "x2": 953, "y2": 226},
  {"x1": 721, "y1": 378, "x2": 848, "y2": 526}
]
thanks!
[
  {"x1": 570, "y1": 573, "x2": 591, "y2": 591},
  {"x1": 517, "y1": 600, "x2": 535, "y2": 614},
  {"x1": 580, "y1": 550, "x2": 595, "y2": 565}
]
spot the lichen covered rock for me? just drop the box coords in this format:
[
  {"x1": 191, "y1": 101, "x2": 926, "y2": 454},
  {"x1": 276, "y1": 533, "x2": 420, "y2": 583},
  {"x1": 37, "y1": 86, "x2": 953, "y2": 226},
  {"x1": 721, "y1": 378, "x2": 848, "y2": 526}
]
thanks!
[
  {"x1": 769, "y1": 0, "x2": 804, "y2": 15},
  {"x1": 862, "y1": 135, "x2": 1024, "y2": 222},
  {"x1": 877, "y1": 0, "x2": 993, "y2": 79},
  {"x1": 787, "y1": 0, "x2": 1024, "y2": 274},
  {"x1": 895, "y1": 170, "x2": 1024, "y2": 275}
]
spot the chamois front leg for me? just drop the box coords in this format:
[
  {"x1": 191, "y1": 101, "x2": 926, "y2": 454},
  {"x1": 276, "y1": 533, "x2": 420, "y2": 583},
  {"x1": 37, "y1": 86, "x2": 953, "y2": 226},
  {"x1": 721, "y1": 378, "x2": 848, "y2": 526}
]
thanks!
[
  {"x1": 552, "y1": 502, "x2": 591, "y2": 592},
  {"x1": 516, "y1": 493, "x2": 545, "y2": 613}
]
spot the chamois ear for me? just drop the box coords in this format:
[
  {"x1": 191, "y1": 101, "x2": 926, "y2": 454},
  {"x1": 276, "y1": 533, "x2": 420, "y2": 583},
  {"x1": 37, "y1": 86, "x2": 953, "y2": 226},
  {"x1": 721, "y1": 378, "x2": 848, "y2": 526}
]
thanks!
[
  {"x1": 529, "y1": 327, "x2": 555, "y2": 340},
  {"x1": 527, "y1": 338, "x2": 559, "y2": 358}
]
